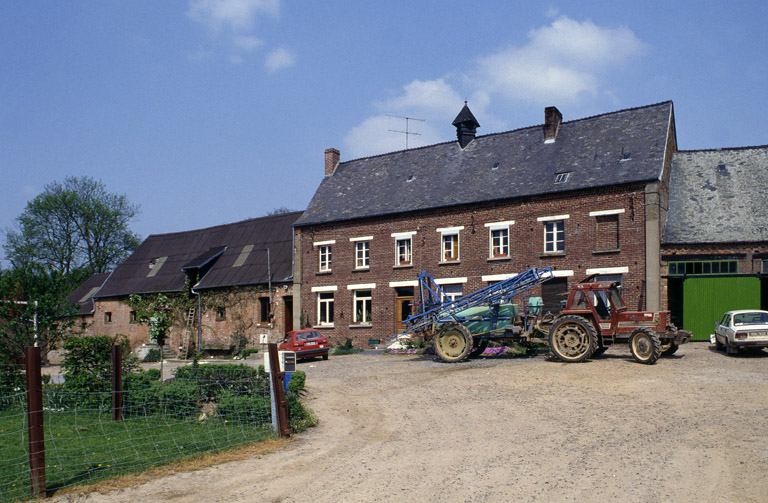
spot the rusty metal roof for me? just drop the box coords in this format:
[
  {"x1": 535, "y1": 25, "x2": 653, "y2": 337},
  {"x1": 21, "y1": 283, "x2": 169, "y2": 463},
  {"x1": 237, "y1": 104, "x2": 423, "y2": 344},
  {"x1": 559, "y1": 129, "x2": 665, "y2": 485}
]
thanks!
[
  {"x1": 295, "y1": 101, "x2": 674, "y2": 227},
  {"x1": 95, "y1": 211, "x2": 302, "y2": 298}
]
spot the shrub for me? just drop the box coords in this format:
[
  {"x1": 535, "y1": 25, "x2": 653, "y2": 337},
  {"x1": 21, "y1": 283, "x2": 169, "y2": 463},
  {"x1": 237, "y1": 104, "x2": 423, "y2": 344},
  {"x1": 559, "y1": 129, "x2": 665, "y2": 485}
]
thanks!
[
  {"x1": 157, "y1": 380, "x2": 200, "y2": 419},
  {"x1": 287, "y1": 394, "x2": 317, "y2": 433},
  {"x1": 217, "y1": 391, "x2": 272, "y2": 424},
  {"x1": 241, "y1": 348, "x2": 259, "y2": 359},
  {"x1": 142, "y1": 348, "x2": 162, "y2": 362},
  {"x1": 0, "y1": 365, "x2": 25, "y2": 411},
  {"x1": 287, "y1": 371, "x2": 306, "y2": 393},
  {"x1": 332, "y1": 338, "x2": 363, "y2": 356}
]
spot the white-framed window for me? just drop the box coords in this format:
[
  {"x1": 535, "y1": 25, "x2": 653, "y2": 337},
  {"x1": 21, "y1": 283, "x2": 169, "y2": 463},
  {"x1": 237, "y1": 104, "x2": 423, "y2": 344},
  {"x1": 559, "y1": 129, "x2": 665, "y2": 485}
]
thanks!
[
  {"x1": 396, "y1": 238, "x2": 412, "y2": 265},
  {"x1": 392, "y1": 231, "x2": 416, "y2": 267},
  {"x1": 537, "y1": 215, "x2": 568, "y2": 253},
  {"x1": 439, "y1": 284, "x2": 463, "y2": 302},
  {"x1": 544, "y1": 221, "x2": 565, "y2": 252},
  {"x1": 317, "y1": 292, "x2": 334, "y2": 326},
  {"x1": 353, "y1": 289, "x2": 372, "y2": 324},
  {"x1": 355, "y1": 241, "x2": 370, "y2": 269},
  {"x1": 491, "y1": 229, "x2": 509, "y2": 257},
  {"x1": 319, "y1": 245, "x2": 332, "y2": 272},
  {"x1": 437, "y1": 227, "x2": 463, "y2": 263}
]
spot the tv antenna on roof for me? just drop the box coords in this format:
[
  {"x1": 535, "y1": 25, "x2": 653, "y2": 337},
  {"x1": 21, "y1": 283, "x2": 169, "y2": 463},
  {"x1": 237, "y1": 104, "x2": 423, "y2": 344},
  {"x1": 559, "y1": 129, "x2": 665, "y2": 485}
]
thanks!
[{"x1": 387, "y1": 114, "x2": 425, "y2": 150}]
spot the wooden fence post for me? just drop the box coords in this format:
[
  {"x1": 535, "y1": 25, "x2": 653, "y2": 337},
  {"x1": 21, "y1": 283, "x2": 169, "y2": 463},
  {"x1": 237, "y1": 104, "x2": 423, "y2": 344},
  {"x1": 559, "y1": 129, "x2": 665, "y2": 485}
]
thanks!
[
  {"x1": 267, "y1": 343, "x2": 291, "y2": 438},
  {"x1": 112, "y1": 344, "x2": 123, "y2": 421},
  {"x1": 25, "y1": 346, "x2": 46, "y2": 498}
]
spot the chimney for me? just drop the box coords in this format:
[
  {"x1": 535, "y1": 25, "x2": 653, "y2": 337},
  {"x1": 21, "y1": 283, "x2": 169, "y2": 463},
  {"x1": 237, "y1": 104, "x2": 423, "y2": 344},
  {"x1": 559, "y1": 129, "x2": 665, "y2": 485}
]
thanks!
[
  {"x1": 544, "y1": 106, "x2": 562, "y2": 143},
  {"x1": 452, "y1": 102, "x2": 480, "y2": 149},
  {"x1": 324, "y1": 148, "x2": 340, "y2": 177}
]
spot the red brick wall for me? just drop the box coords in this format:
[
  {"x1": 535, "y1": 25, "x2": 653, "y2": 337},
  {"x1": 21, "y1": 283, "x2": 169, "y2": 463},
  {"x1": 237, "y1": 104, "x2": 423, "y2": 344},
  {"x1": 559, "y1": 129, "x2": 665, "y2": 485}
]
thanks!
[{"x1": 298, "y1": 185, "x2": 650, "y2": 347}]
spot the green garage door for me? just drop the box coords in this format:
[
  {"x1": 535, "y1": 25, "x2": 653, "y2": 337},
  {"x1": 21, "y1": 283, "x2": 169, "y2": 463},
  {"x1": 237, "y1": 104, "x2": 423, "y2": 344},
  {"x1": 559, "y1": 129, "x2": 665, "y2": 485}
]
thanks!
[{"x1": 683, "y1": 276, "x2": 761, "y2": 340}]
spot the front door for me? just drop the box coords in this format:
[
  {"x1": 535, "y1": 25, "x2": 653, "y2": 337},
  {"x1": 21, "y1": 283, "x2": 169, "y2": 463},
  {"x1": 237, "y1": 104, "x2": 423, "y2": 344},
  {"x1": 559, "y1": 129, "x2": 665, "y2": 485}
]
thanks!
[{"x1": 395, "y1": 287, "x2": 414, "y2": 334}]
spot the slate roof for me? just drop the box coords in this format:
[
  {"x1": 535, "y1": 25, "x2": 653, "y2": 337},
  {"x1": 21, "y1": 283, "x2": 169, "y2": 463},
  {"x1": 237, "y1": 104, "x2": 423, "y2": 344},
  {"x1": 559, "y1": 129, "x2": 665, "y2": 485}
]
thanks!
[
  {"x1": 663, "y1": 146, "x2": 768, "y2": 244},
  {"x1": 295, "y1": 101, "x2": 674, "y2": 227},
  {"x1": 66, "y1": 272, "x2": 110, "y2": 316},
  {"x1": 95, "y1": 211, "x2": 302, "y2": 298}
]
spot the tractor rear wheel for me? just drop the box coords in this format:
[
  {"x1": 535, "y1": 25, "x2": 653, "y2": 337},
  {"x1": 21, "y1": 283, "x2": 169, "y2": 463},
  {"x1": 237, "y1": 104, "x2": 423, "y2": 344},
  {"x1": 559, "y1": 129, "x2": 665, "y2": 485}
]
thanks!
[
  {"x1": 548, "y1": 315, "x2": 597, "y2": 363},
  {"x1": 630, "y1": 328, "x2": 661, "y2": 364},
  {"x1": 433, "y1": 323, "x2": 473, "y2": 363},
  {"x1": 469, "y1": 338, "x2": 489, "y2": 358}
]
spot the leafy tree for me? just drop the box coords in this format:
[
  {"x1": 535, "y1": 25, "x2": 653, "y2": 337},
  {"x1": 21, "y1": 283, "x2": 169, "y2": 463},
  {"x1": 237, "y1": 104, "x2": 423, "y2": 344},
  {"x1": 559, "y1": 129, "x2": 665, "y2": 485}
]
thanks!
[
  {"x1": 0, "y1": 265, "x2": 84, "y2": 364},
  {"x1": 266, "y1": 206, "x2": 295, "y2": 216},
  {"x1": 4, "y1": 176, "x2": 141, "y2": 274}
]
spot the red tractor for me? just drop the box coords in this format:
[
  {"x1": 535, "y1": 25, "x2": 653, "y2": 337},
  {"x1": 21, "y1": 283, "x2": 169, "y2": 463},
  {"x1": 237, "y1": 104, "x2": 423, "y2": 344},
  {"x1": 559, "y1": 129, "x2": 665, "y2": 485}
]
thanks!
[{"x1": 547, "y1": 278, "x2": 690, "y2": 364}]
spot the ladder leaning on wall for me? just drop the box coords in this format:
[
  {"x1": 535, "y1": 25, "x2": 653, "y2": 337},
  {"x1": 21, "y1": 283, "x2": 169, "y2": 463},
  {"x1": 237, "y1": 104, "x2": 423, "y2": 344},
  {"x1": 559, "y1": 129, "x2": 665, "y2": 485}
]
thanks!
[{"x1": 182, "y1": 308, "x2": 195, "y2": 360}]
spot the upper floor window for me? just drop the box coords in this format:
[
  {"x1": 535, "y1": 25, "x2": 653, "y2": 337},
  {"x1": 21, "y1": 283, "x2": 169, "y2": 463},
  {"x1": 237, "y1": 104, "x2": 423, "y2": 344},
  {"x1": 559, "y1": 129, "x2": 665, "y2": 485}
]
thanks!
[
  {"x1": 485, "y1": 220, "x2": 514, "y2": 259},
  {"x1": 319, "y1": 245, "x2": 332, "y2": 272},
  {"x1": 392, "y1": 231, "x2": 416, "y2": 267},
  {"x1": 544, "y1": 221, "x2": 565, "y2": 252},
  {"x1": 104, "y1": 311, "x2": 112, "y2": 324},
  {"x1": 538, "y1": 215, "x2": 568, "y2": 254},
  {"x1": 355, "y1": 241, "x2": 370, "y2": 269},
  {"x1": 437, "y1": 226, "x2": 463, "y2": 263}
]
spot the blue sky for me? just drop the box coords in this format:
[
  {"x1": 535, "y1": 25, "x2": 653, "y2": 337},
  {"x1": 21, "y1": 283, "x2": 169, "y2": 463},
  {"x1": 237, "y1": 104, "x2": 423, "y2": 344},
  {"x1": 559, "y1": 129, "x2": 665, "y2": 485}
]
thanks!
[{"x1": 2, "y1": 1, "x2": 766, "y2": 265}]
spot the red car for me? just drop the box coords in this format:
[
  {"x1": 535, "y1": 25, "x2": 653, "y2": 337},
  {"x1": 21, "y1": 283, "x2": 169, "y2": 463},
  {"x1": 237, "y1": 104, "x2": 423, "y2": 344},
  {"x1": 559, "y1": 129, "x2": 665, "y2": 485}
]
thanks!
[{"x1": 279, "y1": 329, "x2": 329, "y2": 361}]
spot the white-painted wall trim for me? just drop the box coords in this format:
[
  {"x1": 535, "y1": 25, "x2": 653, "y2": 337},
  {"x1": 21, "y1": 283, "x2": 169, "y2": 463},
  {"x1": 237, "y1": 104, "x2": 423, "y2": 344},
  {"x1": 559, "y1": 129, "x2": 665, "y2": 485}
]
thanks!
[
  {"x1": 552, "y1": 270, "x2": 574, "y2": 277},
  {"x1": 311, "y1": 285, "x2": 338, "y2": 292},
  {"x1": 585, "y1": 266, "x2": 629, "y2": 275},
  {"x1": 483, "y1": 220, "x2": 516, "y2": 229},
  {"x1": 537, "y1": 214, "x2": 570, "y2": 222},
  {"x1": 389, "y1": 280, "x2": 418, "y2": 288},
  {"x1": 434, "y1": 277, "x2": 468, "y2": 285},
  {"x1": 588, "y1": 209, "x2": 625, "y2": 217},
  {"x1": 481, "y1": 273, "x2": 518, "y2": 282},
  {"x1": 349, "y1": 236, "x2": 373, "y2": 242},
  {"x1": 312, "y1": 240, "x2": 336, "y2": 247},
  {"x1": 347, "y1": 283, "x2": 377, "y2": 290},
  {"x1": 391, "y1": 231, "x2": 417, "y2": 239},
  {"x1": 435, "y1": 226, "x2": 464, "y2": 234}
]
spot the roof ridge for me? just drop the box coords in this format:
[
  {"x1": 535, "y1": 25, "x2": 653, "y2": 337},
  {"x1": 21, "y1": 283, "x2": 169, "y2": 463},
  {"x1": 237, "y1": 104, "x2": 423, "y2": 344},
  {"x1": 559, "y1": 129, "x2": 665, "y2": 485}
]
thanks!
[
  {"x1": 339, "y1": 101, "x2": 674, "y2": 165},
  {"x1": 144, "y1": 210, "x2": 304, "y2": 239},
  {"x1": 676, "y1": 144, "x2": 768, "y2": 153}
]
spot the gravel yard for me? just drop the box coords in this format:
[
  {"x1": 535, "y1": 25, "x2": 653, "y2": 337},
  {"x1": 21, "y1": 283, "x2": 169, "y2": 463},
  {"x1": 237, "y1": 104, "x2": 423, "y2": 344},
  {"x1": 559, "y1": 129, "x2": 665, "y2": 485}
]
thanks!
[{"x1": 52, "y1": 343, "x2": 768, "y2": 503}]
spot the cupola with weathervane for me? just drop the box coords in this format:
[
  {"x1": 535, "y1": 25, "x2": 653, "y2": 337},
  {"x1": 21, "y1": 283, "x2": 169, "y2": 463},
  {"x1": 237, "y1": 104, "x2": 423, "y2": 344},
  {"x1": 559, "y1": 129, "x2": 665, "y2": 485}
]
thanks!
[{"x1": 452, "y1": 101, "x2": 480, "y2": 148}]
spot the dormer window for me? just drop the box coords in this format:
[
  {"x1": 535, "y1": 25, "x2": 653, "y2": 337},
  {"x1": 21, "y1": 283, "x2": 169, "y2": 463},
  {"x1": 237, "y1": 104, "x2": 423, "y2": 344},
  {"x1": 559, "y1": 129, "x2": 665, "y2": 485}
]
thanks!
[{"x1": 554, "y1": 172, "x2": 570, "y2": 184}]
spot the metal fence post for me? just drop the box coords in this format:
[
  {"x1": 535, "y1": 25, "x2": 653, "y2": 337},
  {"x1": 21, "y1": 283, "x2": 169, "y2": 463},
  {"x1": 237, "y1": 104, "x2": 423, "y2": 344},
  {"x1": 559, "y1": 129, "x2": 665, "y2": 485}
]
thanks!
[
  {"x1": 267, "y1": 343, "x2": 291, "y2": 438},
  {"x1": 25, "y1": 345, "x2": 46, "y2": 498},
  {"x1": 112, "y1": 344, "x2": 123, "y2": 421}
]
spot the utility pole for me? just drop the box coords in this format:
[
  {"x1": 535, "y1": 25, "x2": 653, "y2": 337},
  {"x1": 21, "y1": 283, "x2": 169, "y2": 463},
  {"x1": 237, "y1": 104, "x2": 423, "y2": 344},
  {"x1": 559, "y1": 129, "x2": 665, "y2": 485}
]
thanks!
[{"x1": 387, "y1": 114, "x2": 425, "y2": 150}]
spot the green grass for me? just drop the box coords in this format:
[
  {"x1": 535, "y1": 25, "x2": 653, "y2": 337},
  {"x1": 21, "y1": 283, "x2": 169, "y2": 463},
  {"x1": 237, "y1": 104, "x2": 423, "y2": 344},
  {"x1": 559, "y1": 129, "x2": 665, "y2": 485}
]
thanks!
[{"x1": 0, "y1": 406, "x2": 274, "y2": 502}]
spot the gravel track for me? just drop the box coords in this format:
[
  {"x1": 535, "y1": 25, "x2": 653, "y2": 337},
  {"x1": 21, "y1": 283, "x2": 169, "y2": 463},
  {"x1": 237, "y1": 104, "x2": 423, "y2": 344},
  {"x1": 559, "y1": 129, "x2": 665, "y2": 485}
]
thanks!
[{"x1": 52, "y1": 343, "x2": 768, "y2": 503}]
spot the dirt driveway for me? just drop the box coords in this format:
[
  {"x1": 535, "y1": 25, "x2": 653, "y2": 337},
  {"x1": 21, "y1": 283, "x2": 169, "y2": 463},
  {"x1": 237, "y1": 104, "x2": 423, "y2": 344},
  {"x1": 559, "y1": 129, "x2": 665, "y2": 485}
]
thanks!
[{"x1": 53, "y1": 343, "x2": 768, "y2": 503}]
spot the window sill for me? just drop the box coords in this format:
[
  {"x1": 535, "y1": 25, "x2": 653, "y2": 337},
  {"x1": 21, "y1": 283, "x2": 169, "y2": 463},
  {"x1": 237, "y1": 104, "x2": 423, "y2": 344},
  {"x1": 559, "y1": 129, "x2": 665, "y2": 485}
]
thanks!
[
  {"x1": 393, "y1": 264, "x2": 414, "y2": 269},
  {"x1": 487, "y1": 256, "x2": 511, "y2": 262},
  {"x1": 349, "y1": 323, "x2": 373, "y2": 329},
  {"x1": 316, "y1": 270, "x2": 333, "y2": 276},
  {"x1": 313, "y1": 324, "x2": 334, "y2": 329},
  {"x1": 439, "y1": 260, "x2": 461, "y2": 266},
  {"x1": 540, "y1": 251, "x2": 566, "y2": 258},
  {"x1": 352, "y1": 267, "x2": 370, "y2": 273},
  {"x1": 592, "y1": 248, "x2": 621, "y2": 255}
]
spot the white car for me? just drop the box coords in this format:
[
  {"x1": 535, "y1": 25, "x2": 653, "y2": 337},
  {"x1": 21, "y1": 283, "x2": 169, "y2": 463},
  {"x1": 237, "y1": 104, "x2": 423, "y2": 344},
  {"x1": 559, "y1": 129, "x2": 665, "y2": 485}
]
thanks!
[{"x1": 714, "y1": 310, "x2": 768, "y2": 355}]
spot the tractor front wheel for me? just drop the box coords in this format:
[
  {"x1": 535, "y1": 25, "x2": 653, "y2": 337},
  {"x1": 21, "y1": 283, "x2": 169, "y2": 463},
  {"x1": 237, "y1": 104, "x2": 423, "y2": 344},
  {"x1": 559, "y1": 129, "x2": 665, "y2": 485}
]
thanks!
[
  {"x1": 548, "y1": 315, "x2": 597, "y2": 363},
  {"x1": 433, "y1": 323, "x2": 473, "y2": 363},
  {"x1": 630, "y1": 328, "x2": 661, "y2": 364},
  {"x1": 660, "y1": 341, "x2": 679, "y2": 356}
]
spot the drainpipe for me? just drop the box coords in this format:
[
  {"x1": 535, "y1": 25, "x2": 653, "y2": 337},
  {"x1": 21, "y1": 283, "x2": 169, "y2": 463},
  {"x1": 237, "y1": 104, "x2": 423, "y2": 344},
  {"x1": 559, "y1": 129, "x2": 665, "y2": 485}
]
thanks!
[{"x1": 191, "y1": 286, "x2": 202, "y2": 351}]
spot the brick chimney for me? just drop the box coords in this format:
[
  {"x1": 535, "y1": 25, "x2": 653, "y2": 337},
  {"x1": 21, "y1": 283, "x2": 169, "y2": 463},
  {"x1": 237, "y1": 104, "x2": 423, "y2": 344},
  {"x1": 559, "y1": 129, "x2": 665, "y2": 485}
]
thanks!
[
  {"x1": 324, "y1": 148, "x2": 340, "y2": 177},
  {"x1": 544, "y1": 106, "x2": 562, "y2": 143}
]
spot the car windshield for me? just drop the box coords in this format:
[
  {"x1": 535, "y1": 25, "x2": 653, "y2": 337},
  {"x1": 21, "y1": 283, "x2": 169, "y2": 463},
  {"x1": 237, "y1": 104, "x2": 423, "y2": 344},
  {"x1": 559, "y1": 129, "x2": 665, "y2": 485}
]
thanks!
[
  {"x1": 733, "y1": 312, "x2": 768, "y2": 326},
  {"x1": 295, "y1": 331, "x2": 321, "y2": 341}
]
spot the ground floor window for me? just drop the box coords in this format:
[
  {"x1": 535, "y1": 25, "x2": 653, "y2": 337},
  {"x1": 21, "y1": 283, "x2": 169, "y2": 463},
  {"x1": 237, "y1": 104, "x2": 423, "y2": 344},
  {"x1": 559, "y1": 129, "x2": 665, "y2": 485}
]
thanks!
[
  {"x1": 318, "y1": 292, "x2": 334, "y2": 326},
  {"x1": 354, "y1": 290, "x2": 372, "y2": 323}
]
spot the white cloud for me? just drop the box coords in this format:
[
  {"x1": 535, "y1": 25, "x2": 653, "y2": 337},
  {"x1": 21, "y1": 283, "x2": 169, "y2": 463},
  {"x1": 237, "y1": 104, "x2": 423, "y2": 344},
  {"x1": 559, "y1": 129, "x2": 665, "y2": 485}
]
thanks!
[
  {"x1": 233, "y1": 35, "x2": 263, "y2": 51},
  {"x1": 265, "y1": 47, "x2": 295, "y2": 73},
  {"x1": 474, "y1": 16, "x2": 645, "y2": 104},
  {"x1": 187, "y1": 0, "x2": 279, "y2": 32},
  {"x1": 343, "y1": 16, "x2": 646, "y2": 158}
]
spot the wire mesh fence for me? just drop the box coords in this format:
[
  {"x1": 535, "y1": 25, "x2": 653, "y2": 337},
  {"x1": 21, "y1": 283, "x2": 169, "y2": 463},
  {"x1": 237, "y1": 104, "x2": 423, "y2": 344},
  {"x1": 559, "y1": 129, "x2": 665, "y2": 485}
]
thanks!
[{"x1": 0, "y1": 362, "x2": 276, "y2": 502}]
